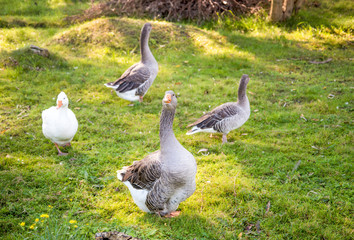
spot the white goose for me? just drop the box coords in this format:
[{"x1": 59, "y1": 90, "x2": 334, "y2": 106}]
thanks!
[
  {"x1": 105, "y1": 22, "x2": 158, "y2": 102},
  {"x1": 117, "y1": 91, "x2": 197, "y2": 217},
  {"x1": 187, "y1": 74, "x2": 251, "y2": 144},
  {"x1": 42, "y1": 92, "x2": 78, "y2": 156}
]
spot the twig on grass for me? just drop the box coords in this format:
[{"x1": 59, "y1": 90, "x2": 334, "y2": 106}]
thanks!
[{"x1": 309, "y1": 58, "x2": 332, "y2": 64}]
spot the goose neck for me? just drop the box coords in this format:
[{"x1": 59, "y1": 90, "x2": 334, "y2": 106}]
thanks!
[
  {"x1": 237, "y1": 82, "x2": 248, "y2": 104},
  {"x1": 140, "y1": 29, "x2": 153, "y2": 63},
  {"x1": 159, "y1": 108, "x2": 177, "y2": 148}
]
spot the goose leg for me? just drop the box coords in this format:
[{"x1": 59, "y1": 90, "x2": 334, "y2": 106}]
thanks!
[
  {"x1": 158, "y1": 211, "x2": 181, "y2": 218},
  {"x1": 55, "y1": 143, "x2": 68, "y2": 156},
  {"x1": 139, "y1": 96, "x2": 143, "y2": 102},
  {"x1": 65, "y1": 142, "x2": 71, "y2": 147},
  {"x1": 165, "y1": 211, "x2": 181, "y2": 218},
  {"x1": 222, "y1": 134, "x2": 228, "y2": 144}
]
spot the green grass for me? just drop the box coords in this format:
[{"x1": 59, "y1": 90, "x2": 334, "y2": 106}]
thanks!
[{"x1": 0, "y1": 0, "x2": 353, "y2": 239}]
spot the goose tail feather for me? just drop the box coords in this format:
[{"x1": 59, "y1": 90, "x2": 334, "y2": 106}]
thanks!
[
  {"x1": 186, "y1": 126, "x2": 201, "y2": 135},
  {"x1": 104, "y1": 82, "x2": 118, "y2": 89}
]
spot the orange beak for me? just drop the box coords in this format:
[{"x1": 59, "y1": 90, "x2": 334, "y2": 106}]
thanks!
[
  {"x1": 163, "y1": 94, "x2": 172, "y2": 103},
  {"x1": 57, "y1": 100, "x2": 63, "y2": 109}
]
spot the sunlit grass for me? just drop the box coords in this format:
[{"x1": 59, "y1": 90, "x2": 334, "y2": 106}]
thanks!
[{"x1": 0, "y1": 0, "x2": 353, "y2": 239}]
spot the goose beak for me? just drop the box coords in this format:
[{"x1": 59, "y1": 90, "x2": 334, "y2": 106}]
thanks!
[
  {"x1": 57, "y1": 100, "x2": 63, "y2": 109},
  {"x1": 163, "y1": 94, "x2": 172, "y2": 104}
]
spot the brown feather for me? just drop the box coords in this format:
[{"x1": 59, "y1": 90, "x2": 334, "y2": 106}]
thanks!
[{"x1": 122, "y1": 151, "x2": 161, "y2": 190}]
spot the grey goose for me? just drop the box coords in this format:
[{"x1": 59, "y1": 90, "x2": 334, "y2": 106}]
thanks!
[
  {"x1": 187, "y1": 74, "x2": 250, "y2": 144},
  {"x1": 117, "y1": 91, "x2": 197, "y2": 217},
  {"x1": 105, "y1": 22, "x2": 158, "y2": 102}
]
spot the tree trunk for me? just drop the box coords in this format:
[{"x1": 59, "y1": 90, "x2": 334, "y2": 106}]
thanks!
[
  {"x1": 270, "y1": 0, "x2": 284, "y2": 22},
  {"x1": 283, "y1": 0, "x2": 295, "y2": 20},
  {"x1": 269, "y1": 0, "x2": 305, "y2": 22}
]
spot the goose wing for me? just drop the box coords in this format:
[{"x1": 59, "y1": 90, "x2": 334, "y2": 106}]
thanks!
[
  {"x1": 187, "y1": 102, "x2": 239, "y2": 129},
  {"x1": 121, "y1": 150, "x2": 161, "y2": 190},
  {"x1": 107, "y1": 63, "x2": 151, "y2": 93}
]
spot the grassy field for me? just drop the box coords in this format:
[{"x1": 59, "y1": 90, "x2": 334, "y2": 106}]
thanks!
[{"x1": 0, "y1": 0, "x2": 353, "y2": 239}]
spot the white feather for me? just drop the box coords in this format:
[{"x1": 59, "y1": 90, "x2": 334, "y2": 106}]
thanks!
[
  {"x1": 116, "y1": 89, "x2": 140, "y2": 102},
  {"x1": 186, "y1": 126, "x2": 217, "y2": 135},
  {"x1": 104, "y1": 83, "x2": 118, "y2": 89},
  {"x1": 117, "y1": 170, "x2": 150, "y2": 213}
]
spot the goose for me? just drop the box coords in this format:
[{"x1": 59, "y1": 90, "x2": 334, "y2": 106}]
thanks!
[
  {"x1": 105, "y1": 22, "x2": 158, "y2": 102},
  {"x1": 42, "y1": 92, "x2": 78, "y2": 156},
  {"x1": 117, "y1": 90, "x2": 197, "y2": 217},
  {"x1": 186, "y1": 74, "x2": 250, "y2": 144}
]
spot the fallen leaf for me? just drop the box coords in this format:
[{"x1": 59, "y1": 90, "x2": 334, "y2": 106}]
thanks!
[
  {"x1": 241, "y1": 133, "x2": 248, "y2": 136},
  {"x1": 176, "y1": 65, "x2": 181, "y2": 67},
  {"x1": 328, "y1": 94, "x2": 335, "y2": 99},
  {"x1": 245, "y1": 224, "x2": 254, "y2": 233},
  {"x1": 265, "y1": 201, "x2": 271, "y2": 214},
  {"x1": 175, "y1": 82, "x2": 182, "y2": 85},
  {"x1": 238, "y1": 232, "x2": 243, "y2": 238},
  {"x1": 300, "y1": 114, "x2": 307, "y2": 121},
  {"x1": 1, "y1": 128, "x2": 10, "y2": 134},
  {"x1": 76, "y1": 98, "x2": 81, "y2": 102},
  {"x1": 256, "y1": 220, "x2": 261, "y2": 233},
  {"x1": 74, "y1": 107, "x2": 80, "y2": 110}
]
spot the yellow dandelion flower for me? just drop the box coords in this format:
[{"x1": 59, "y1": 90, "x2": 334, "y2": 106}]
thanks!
[
  {"x1": 35, "y1": 218, "x2": 39, "y2": 222},
  {"x1": 30, "y1": 224, "x2": 35, "y2": 229},
  {"x1": 20, "y1": 222, "x2": 25, "y2": 226},
  {"x1": 48, "y1": 205, "x2": 53, "y2": 208},
  {"x1": 69, "y1": 220, "x2": 77, "y2": 224},
  {"x1": 41, "y1": 220, "x2": 44, "y2": 223},
  {"x1": 74, "y1": 225, "x2": 78, "y2": 228},
  {"x1": 40, "y1": 214, "x2": 49, "y2": 218},
  {"x1": 69, "y1": 199, "x2": 72, "y2": 202}
]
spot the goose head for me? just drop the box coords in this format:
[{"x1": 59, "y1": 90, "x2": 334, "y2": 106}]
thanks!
[
  {"x1": 56, "y1": 92, "x2": 69, "y2": 109},
  {"x1": 162, "y1": 90, "x2": 177, "y2": 110},
  {"x1": 142, "y1": 22, "x2": 152, "y2": 35},
  {"x1": 240, "y1": 74, "x2": 250, "y2": 86}
]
